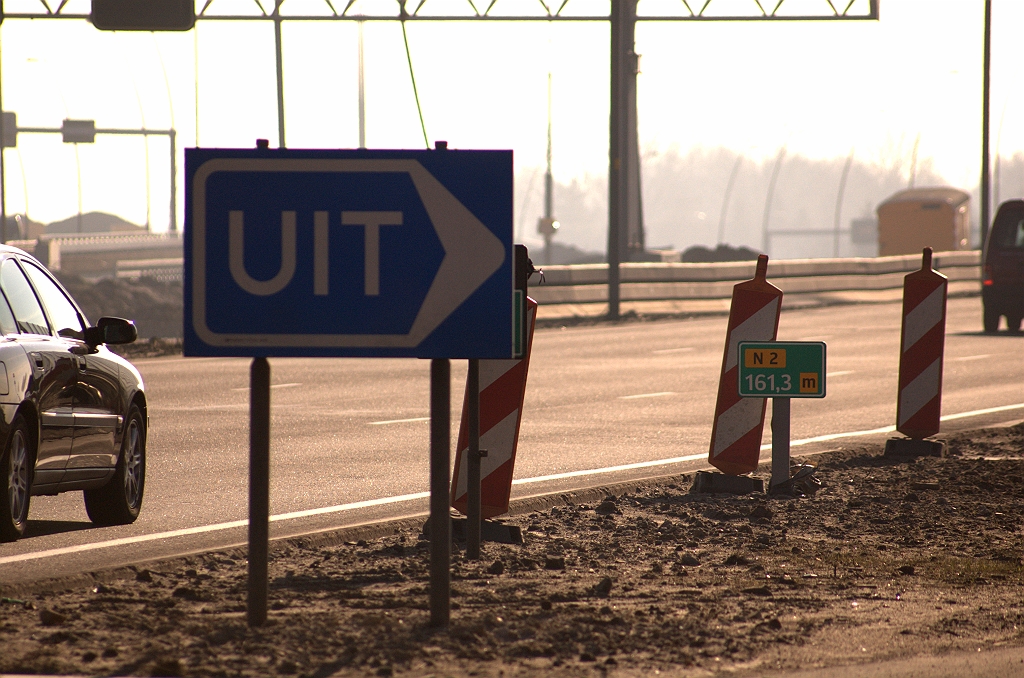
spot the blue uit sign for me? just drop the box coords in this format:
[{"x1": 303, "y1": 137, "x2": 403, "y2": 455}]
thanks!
[{"x1": 185, "y1": 148, "x2": 513, "y2": 358}]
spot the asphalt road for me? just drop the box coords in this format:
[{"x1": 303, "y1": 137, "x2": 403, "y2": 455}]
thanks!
[{"x1": 2, "y1": 295, "x2": 1022, "y2": 584}]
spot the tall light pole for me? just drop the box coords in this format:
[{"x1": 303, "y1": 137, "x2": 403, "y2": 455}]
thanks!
[
  {"x1": 274, "y1": 0, "x2": 286, "y2": 149},
  {"x1": 358, "y1": 19, "x2": 366, "y2": 149},
  {"x1": 980, "y1": 0, "x2": 991, "y2": 250},
  {"x1": 607, "y1": 0, "x2": 636, "y2": 319},
  {"x1": 0, "y1": 30, "x2": 7, "y2": 243},
  {"x1": 537, "y1": 72, "x2": 559, "y2": 265}
]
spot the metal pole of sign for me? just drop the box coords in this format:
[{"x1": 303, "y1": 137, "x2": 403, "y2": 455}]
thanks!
[
  {"x1": 466, "y1": 358, "x2": 482, "y2": 560},
  {"x1": 770, "y1": 397, "x2": 790, "y2": 491},
  {"x1": 248, "y1": 357, "x2": 271, "y2": 628},
  {"x1": 429, "y1": 358, "x2": 451, "y2": 627}
]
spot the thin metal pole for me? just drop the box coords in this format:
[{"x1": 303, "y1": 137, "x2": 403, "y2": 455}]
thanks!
[
  {"x1": 466, "y1": 358, "x2": 481, "y2": 560},
  {"x1": 761, "y1": 147, "x2": 786, "y2": 256},
  {"x1": 833, "y1": 150, "x2": 853, "y2": 257},
  {"x1": 607, "y1": 0, "x2": 633, "y2": 319},
  {"x1": 169, "y1": 129, "x2": 177, "y2": 233},
  {"x1": 717, "y1": 154, "x2": 743, "y2": 246},
  {"x1": 0, "y1": 30, "x2": 7, "y2": 244},
  {"x1": 980, "y1": 0, "x2": 991, "y2": 250},
  {"x1": 248, "y1": 357, "x2": 271, "y2": 628},
  {"x1": 357, "y1": 20, "x2": 366, "y2": 149},
  {"x1": 75, "y1": 144, "x2": 82, "y2": 234},
  {"x1": 771, "y1": 397, "x2": 790, "y2": 490},
  {"x1": 429, "y1": 359, "x2": 451, "y2": 627},
  {"x1": 274, "y1": 3, "x2": 286, "y2": 149}
]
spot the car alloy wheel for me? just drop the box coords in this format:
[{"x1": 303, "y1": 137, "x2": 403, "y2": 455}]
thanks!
[
  {"x1": 123, "y1": 417, "x2": 143, "y2": 510},
  {"x1": 7, "y1": 428, "x2": 29, "y2": 527}
]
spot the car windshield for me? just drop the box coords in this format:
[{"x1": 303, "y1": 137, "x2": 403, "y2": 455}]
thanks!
[{"x1": 992, "y1": 215, "x2": 1024, "y2": 250}]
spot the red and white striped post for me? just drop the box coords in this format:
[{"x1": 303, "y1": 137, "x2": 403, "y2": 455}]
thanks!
[
  {"x1": 708, "y1": 255, "x2": 783, "y2": 476},
  {"x1": 451, "y1": 297, "x2": 538, "y2": 519},
  {"x1": 888, "y1": 248, "x2": 948, "y2": 455}
]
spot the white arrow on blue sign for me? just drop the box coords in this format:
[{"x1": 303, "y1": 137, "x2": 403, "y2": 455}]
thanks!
[{"x1": 184, "y1": 149, "x2": 513, "y2": 358}]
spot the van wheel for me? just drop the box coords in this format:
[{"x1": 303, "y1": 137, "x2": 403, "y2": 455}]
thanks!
[
  {"x1": 85, "y1": 405, "x2": 145, "y2": 526},
  {"x1": 0, "y1": 416, "x2": 32, "y2": 542},
  {"x1": 983, "y1": 306, "x2": 1000, "y2": 333},
  {"x1": 1009, "y1": 316, "x2": 1023, "y2": 333}
]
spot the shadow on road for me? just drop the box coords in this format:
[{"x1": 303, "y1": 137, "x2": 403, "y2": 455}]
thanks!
[
  {"x1": 24, "y1": 519, "x2": 94, "y2": 539},
  {"x1": 948, "y1": 329, "x2": 1023, "y2": 337}
]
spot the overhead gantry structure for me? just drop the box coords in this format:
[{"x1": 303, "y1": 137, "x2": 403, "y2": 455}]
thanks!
[{"x1": 1, "y1": 0, "x2": 880, "y2": 316}]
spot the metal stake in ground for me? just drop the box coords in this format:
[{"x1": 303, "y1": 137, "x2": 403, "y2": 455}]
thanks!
[
  {"x1": 248, "y1": 357, "x2": 270, "y2": 628},
  {"x1": 466, "y1": 358, "x2": 484, "y2": 560},
  {"x1": 429, "y1": 359, "x2": 451, "y2": 627}
]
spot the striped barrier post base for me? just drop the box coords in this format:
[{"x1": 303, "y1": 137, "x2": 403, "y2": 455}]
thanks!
[{"x1": 708, "y1": 255, "x2": 783, "y2": 476}]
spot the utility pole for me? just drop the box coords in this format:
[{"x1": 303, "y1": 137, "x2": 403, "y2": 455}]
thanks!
[
  {"x1": 274, "y1": 0, "x2": 286, "y2": 149},
  {"x1": 538, "y1": 72, "x2": 559, "y2": 265},
  {"x1": 358, "y1": 19, "x2": 366, "y2": 149},
  {"x1": 607, "y1": 0, "x2": 636, "y2": 319},
  {"x1": 980, "y1": 0, "x2": 991, "y2": 250}
]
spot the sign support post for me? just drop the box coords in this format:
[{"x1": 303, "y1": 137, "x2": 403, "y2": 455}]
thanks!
[
  {"x1": 248, "y1": 357, "x2": 270, "y2": 628},
  {"x1": 466, "y1": 359, "x2": 483, "y2": 560},
  {"x1": 771, "y1": 397, "x2": 790, "y2": 490},
  {"x1": 429, "y1": 359, "x2": 451, "y2": 627}
]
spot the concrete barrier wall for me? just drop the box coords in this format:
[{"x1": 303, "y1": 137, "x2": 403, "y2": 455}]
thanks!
[{"x1": 531, "y1": 251, "x2": 980, "y2": 305}]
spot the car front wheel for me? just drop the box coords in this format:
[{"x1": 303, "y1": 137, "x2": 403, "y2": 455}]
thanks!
[
  {"x1": 85, "y1": 405, "x2": 145, "y2": 526},
  {"x1": 0, "y1": 416, "x2": 32, "y2": 542}
]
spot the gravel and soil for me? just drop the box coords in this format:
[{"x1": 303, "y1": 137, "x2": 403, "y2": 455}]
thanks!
[{"x1": 2, "y1": 423, "x2": 1024, "y2": 677}]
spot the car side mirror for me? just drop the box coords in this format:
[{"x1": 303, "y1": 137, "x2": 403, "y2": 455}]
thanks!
[{"x1": 84, "y1": 317, "x2": 138, "y2": 347}]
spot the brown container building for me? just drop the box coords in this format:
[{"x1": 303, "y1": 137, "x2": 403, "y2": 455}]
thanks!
[{"x1": 876, "y1": 187, "x2": 971, "y2": 256}]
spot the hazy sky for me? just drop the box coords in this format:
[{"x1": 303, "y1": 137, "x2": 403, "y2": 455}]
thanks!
[{"x1": 0, "y1": 0, "x2": 1021, "y2": 237}]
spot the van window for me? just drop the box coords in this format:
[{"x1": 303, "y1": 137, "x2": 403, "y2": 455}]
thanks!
[{"x1": 992, "y1": 218, "x2": 1024, "y2": 250}]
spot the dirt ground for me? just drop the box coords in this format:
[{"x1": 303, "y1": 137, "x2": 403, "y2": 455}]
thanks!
[{"x1": 2, "y1": 423, "x2": 1024, "y2": 677}]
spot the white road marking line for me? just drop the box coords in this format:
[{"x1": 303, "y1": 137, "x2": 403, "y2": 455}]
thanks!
[
  {"x1": 0, "y1": 492, "x2": 431, "y2": 566},
  {"x1": 950, "y1": 354, "x2": 991, "y2": 362},
  {"x1": 827, "y1": 370, "x2": 854, "y2": 378},
  {"x1": 619, "y1": 392, "x2": 676, "y2": 400},
  {"x1": 652, "y1": 347, "x2": 694, "y2": 354},
  {"x1": 939, "y1": 402, "x2": 1024, "y2": 421},
  {"x1": 369, "y1": 417, "x2": 430, "y2": 425},
  {"x1": 4, "y1": 401, "x2": 1022, "y2": 567},
  {"x1": 231, "y1": 382, "x2": 302, "y2": 392}
]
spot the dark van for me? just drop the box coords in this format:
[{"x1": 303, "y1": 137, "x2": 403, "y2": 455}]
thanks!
[{"x1": 983, "y1": 200, "x2": 1024, "y2": 332}]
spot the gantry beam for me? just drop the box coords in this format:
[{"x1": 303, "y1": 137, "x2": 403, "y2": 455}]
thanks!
[{"x1": 2, "y1": 0, "x2": 879, "y2": 21}]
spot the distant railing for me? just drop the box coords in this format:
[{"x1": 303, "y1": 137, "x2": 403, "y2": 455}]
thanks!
[{"x1": 530, "y1": 251, "x2": 981, "y2": 305}]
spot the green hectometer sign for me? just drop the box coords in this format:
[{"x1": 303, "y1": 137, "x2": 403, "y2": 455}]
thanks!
[{"x1": 737, "y1": 341, "x2": 826, "y2": 398}]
